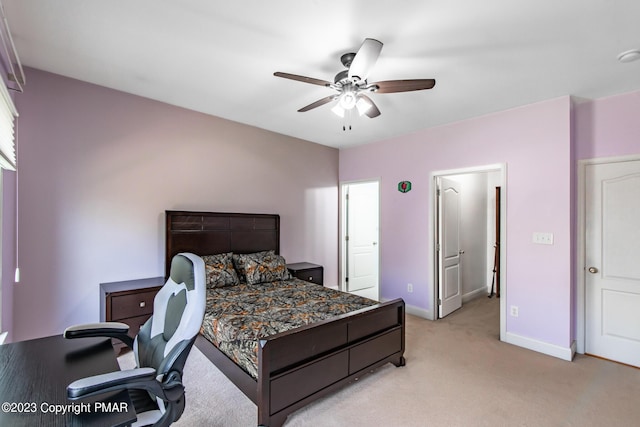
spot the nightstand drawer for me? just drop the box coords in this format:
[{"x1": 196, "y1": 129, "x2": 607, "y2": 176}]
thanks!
[
  {"x1": 109, "y1": 314, "x2": 152, "y2": 350},
  {"x1": 287, "y1": 263, "x2": 323, "y2": 285},
  {"x1": 121, "y1": 314, "x2": 152, "y2": 338},
  {"x1": 110, "y1": 289, "x2": 157, "y2": 320},
  {"x1": 101, "y1": 277, "x2": 164, "y2": 354},
  {"x1": 296, "y1": 269, "x2": 322, "y2": 284}
]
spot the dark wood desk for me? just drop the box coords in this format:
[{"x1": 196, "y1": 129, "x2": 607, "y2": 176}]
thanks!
[{"x1": 0, "y1": 335, "x2": 136, "y2": 427}]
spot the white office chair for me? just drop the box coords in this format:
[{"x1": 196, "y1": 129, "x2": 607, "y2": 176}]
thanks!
[{"x1": 64, "y1": 252, "x2": 206, "y2": 427}]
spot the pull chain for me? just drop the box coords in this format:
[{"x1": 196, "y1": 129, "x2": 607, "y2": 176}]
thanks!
[{"x1": 341, "y1": 108, "x2": 354, "y2": 131}]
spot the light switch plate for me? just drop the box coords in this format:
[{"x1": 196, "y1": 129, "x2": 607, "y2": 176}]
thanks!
[{"x1": 532, "y1": 232, "x2": 554, "y2": 245}]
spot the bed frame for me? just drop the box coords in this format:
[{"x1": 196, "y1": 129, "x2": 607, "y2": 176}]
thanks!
[{"x1": 165, "y1": 210, "x2": 405, "y2": 427}]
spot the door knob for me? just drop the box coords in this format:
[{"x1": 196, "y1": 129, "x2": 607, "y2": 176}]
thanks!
[
  {"x1": 588, "y1": 267, "x2": 598, "y2": 274},
  {"x1": 372, "y1": 242, "x2": 377, "y2": 245}
]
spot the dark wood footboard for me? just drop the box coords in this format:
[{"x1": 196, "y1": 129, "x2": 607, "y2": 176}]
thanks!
[
  {"x1": 167, "y1": 211, "x2": 405, "y2": 426},
  {"x1": 196, "y1": 298, "x2": 405, "y2": 427}
]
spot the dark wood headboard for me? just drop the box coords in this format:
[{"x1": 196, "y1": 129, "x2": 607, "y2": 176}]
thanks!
[{"x1": 165, "y1": 210, "x2": 280, "y2": 278}]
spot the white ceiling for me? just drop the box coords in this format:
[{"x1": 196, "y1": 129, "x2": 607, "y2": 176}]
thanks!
[{"x1": 3, "y1": 0, "x2": 640, "y2": 148}]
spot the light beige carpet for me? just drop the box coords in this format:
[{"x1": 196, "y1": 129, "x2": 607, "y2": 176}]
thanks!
[{"x1": 120, "y1": 297, "x2": 640, "y2": 426}]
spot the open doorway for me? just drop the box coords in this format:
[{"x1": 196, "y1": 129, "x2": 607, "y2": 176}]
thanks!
[
  {"x1": 340, "y1": 180, "x2": 380, "y2": 301},
  {"x1": 432, "y1": 165, "x2": 506, "y2": 336}
]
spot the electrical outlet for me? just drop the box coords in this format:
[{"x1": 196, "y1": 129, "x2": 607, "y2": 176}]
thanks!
[
  {"x1": 510, "y1": 305, "x2": 519, "y2": 317},
  {"x1": 407, "y1": 283, "x2": 413, "y2": 293}
]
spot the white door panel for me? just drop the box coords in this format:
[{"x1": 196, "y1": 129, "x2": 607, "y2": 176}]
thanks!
[
  {"x1": 444, "y1": 265, "x2": 461, "y2": 299},
  {"x1": 353, "y1": 253, "x2": 375, "y2": 276},
  {"x1": 602, "y1": 175, "x2": 640, "y2": 280},
  {"x1": 438, "y1": 177, "x2": 462, "y2": 318},
  {"x1": 345, "y1": 181, "x2": 379, "y2": 294},
  {"x1": 585, "y1": 160, "x2": 640, "y2": 367},
  {"x1": 602, "y1": 290, "x2": 640, "y2": 341}
]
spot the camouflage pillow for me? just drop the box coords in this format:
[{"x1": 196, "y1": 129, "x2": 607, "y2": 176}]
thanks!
[
  {"x1": 202, "y1": 252, "x2": 239, "y2": 288},
  {"x1": 232, "y1": 250, "x2": 271, "y2": 283},
  {"x1": 233, "y1": 251, "x2": 291, "y2": 285}
]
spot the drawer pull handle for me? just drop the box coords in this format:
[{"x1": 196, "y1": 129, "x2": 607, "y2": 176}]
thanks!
[
  {"x1": 308, "y1": 276, "x2": 313, "y2": 280},
  {"x1": 139, "y1": 301, "x2": 146, "y2": 308}
]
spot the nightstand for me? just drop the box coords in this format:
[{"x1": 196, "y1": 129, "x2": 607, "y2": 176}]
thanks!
[
  {"x1": 100, "y1": 277, "x2": 164, "y2": 353},
  {"x1": 286, "y1": 262, "x2": 323, "y2": 285}
]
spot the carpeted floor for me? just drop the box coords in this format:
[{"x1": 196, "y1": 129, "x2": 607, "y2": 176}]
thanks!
[{"x1": 120, "y1": 296, "x2": 640, "y2": 426}]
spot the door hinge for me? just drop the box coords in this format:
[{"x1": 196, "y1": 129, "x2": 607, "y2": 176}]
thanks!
[
  {"x1": 345, "y1": 277, "x2": 349, "y2": 282},
  {"x1": 436, "y1": 243, "x2": 440, "y2": 251},
  {"x1": 438, "y1": 298, "x2": 442, "y2": 305},
  {"x1": 345, "y1": 235, "x2": 349, "y2": 241},
  {"x1": 437, "y1": 188, "x2": 441, "y2": 196}
]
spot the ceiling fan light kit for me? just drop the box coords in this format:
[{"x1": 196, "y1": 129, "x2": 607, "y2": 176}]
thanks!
[
  {"x1": 355, "y1": 97, "x2": 372, "y2": 115},
  {"x1": 331, "y1": 94, "x2": 373, "y2": 120},
  {"x1": 617, "y1": 49, "x2": 640, "y2": 63},
  {"x1": 274, "y1": 38, "x2": 436, "y2": 123},
  {"x1": 339, "y1": 88, "x2": 357, "y2": 109}
]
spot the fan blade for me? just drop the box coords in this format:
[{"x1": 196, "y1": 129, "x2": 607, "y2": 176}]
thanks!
[
  {"x1": 359, "y1": 94, "x2": 381, "y2": 118},
  {"x1": 372, "y1": 79, "x2": 436, "y2": 93},
  {"x1": 348, "y1": 38, "x2": 383, "y2": 81},
  {"x1": 274, "y1": 72, "x2": 332, "y2": 87},
  {"x1": 298, "y1": 95, "x2": 337, "y2": 112}
]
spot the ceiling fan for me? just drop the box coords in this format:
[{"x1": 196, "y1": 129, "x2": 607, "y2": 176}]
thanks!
[{"x1": 274, "y1": 38, "x2": 436, "y2": 119}]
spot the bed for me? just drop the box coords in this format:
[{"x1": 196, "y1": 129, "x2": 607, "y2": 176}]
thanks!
[{"x1": 165, "y1": 210, "x2": 406, "y2": 427}]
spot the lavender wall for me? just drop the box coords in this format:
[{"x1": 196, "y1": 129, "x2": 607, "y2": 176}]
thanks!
[
  {"x1": 9, "y1": 65, "x2": 638, "y2": 350},
  {"x1": 574, "y1": 90, "x2": 640, "y2": 160},
  {"x1": 12, "y1": 68, "x2": 338, "y2": 342},
  {"x1": 573, "y1": 89, "x2": 640, "y2": 350},
  {"x1": 340, "y1": 97, "x2": 573, "y2": 350}
]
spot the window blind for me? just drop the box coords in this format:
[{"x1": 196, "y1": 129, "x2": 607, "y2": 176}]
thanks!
[{"x1": 0, "y1": 77, "x2": 16, "y2": 170}]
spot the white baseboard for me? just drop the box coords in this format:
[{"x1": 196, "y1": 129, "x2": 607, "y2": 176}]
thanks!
[
  {"x1": 404, "y1": 302, "x2": 432, "y2": 319},
  {"x1": 505, "y1": 332, "x2": 576, "y2": 361},
  {"x1": 379, "y1": 295, "x2": 576, "y2": 362},
  {"x1": 379, "y1": 297, "x2": 433, "y2": 320},
  {"x1": 462, "y1": 287, "x2": 487, "y2": 303}
]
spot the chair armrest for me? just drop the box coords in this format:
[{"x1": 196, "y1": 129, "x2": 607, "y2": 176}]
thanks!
[
  {"x1": 67, "y1": 367, "x2": 157, "y2": 400},
  {"x1": 63, "y1": 322, "x2": 134, "y2": 348}
]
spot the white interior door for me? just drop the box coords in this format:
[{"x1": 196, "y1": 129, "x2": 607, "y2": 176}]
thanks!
[
  {"x1": 585, "y1": 159, "x2": 640, "y2": 367},
  {"x1": 345, "y1": 181, "x2": 379, "y2": 295},
  {"x1": 438, "y1": 177, "x2": 462, "y2": 318}
]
